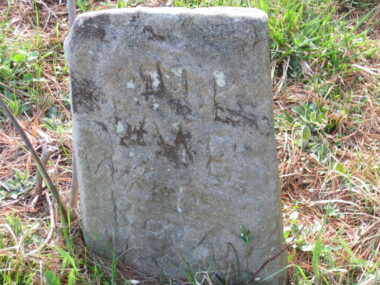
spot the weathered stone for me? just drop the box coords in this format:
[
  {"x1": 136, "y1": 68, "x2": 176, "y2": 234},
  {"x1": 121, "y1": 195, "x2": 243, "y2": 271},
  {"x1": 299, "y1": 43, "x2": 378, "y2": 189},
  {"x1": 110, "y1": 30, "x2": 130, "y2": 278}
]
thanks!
[{"x1": 65, "y1": 7, "x2": 286, "y2": 283}]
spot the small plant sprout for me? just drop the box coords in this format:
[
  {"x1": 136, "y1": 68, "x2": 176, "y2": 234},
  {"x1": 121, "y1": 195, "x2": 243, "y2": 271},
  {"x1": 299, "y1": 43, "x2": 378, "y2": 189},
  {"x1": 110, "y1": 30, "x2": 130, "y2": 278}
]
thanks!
[{"x1": 239, "y1": 226, "x2": 254, "y2": 282}]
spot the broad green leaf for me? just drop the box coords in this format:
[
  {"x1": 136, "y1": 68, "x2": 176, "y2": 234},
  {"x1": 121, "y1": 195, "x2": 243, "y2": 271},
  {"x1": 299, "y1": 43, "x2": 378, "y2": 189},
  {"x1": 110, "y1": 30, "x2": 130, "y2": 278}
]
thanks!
[
  {"x1": 302, "y1": 125, "x2": 312, "y2": 141},
  {"x1": 23, "y1": 73, "x2": 33, "y2": 81},
  {"x1": 335, "y1": 163, "x2": 346, "y2": 174},
  {"x1": 44, "y1": 270, "x2": 60, "y2": 285},
  {"x1": 310, "y1": 111, "x2": 317, "y2": 123},
  {"x1": 11, "y1": 53, "x2": 26, "y2": 62},
  {"x1": 292, "y1": 106, "x2": 304, "y2": 116}
]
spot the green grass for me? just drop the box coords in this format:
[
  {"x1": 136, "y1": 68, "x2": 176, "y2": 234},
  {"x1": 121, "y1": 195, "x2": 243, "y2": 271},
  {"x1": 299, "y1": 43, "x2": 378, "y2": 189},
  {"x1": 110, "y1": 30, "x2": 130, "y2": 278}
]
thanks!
[
  {"x1": 175, "y1": 0, "x2": 377, "y2": 78},
  {"x1": 0, "y1": 0, "x2": 379, "y2": 284}
]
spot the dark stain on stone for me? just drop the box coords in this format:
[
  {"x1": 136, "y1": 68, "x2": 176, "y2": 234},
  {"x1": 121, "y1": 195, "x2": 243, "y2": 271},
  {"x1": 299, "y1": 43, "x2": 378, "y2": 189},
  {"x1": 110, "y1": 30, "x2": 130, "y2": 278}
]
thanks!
[
  {"x1": 156, "y1": 63, "x2": 165, "y2": 92},
  {"x1": 139, "y1": 63, "x2": 166, "y2": 99},
  {"x1": 262, "y1": 115, "x2": 271, "y2": 127},
  {"x1": 215, "y1": 105, "x2": 259, "y2": 129},
  {"x1": 139, "y1": 66, "x2": 153, "y2": 93},
  {"x1": 262, "y1": 116, "x2": 272, "y2": 137},
  {"x1": 244, "y1": 144, "x2": 252, "y2": 151},
  {"x1": 152, "y1": 186, "x2": 176, "y2": 200},
  {"x1": 142, "y1": 25, "x2": 166, "y2": 41},
  {"x1": 157, "y1": 136, "x2": 178, "y2": 166},
  {"x1": 213, "y1": 81, "x2": 261, "y2": 130},
  {"x1": 139, "y1": 64, "x2": 192, "y2": 118},
  {"x1": 212, "y1": 80, "x2": 217, "y2": 119},
  {"x1": 181, "y1": 69, "x2": 189, "y2": 97},
  {"x1": 94, "y1": 121, "x2": 108, "y2": 132},
  {"x1": 74, "y1": 14, "x2": 110, "y2": 42},
  {"x1": 168, "y1": 98, "x2": 192, "y2": 117},
  {"x1": 122, "y1": 167, "x2": 130, "y2": 175},
  {"x1": 175, "y1": 127, "x2": 193, "y2": 162},
  {"x1": 71, "y1": 74, "x2": 102, "y2": 113},
  {"x1": 141, "y1": 91, "x2": 166, "y2": 99},
  {"x1": 130, "y1": 13, "x2": 139, "y2": 23},
  {"x1": 156, "y1": 126, "x2": 193, "y2": 167},
  {"x1": 120, "y1": 120, "x2": 147, "y2": 147}
]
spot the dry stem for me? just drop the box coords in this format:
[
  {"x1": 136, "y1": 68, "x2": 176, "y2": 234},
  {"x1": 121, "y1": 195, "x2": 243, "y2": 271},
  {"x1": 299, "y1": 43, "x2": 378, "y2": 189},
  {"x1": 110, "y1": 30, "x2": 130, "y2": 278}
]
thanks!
[{"x1": 0, "y1": 93, "x2": 68, "y2": 222}]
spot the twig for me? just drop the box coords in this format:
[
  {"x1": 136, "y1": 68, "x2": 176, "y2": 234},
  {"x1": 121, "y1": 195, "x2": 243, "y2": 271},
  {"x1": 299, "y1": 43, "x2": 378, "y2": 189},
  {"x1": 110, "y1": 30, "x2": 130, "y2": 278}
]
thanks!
[
  {"x1": 2, "y1": 223, "x2": 25, "y2": 256},
  {"x1": 36, "y1": 0, "x2": 58, "y2": 19},
  {"x1": 66, "y1": 0, "x2": 79, "y2": 213},
  {"x1": 67, "y1": 0, "x2": 77, "y2": 27},
  {"x1": 70, "y1": 154, "x2": 79, "y2": 209},
  {"x1": 27, "y1": 193, "x2": 55, "y2": 256},
  {"x1": 2, "y1": 224, "x2": 18, "y2": 249},
  {"x1": 30, "y1": 145, "x2": 54, "y2": 208},
  {"x1": 273, "y1": 56, "x2": 290, "y2": 98},
  {"x1": 0, "y1": 200, "x2": 19, "y2": 209},
  {"x1": 34, "y1": 146, "x2": 53, "y2": 197},
  {"x1": 251, "y1": 245, "x2": 288, "y2": 283},
  {"x1": 250, "y1": 225, "x2": 306, "y2": 283},
  {"x1": 0, "y1": 93, "x2": 68, "y2": 222},
  {"x1": 0, "y1": 246, "x2": 18, "y2": 254}
]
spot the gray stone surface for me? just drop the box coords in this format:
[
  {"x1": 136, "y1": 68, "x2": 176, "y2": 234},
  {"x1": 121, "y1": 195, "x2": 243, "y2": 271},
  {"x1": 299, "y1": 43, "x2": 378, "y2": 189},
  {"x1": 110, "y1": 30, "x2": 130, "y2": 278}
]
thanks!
[{"x1": 65, "y1": 7, "x2": 286, "y2": 283}]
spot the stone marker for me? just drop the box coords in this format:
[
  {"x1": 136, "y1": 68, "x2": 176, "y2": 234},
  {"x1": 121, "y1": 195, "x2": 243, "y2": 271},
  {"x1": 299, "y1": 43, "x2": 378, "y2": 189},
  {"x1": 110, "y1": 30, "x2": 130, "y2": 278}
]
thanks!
[{"x1": 65, "y1": 7, "x2": 286, "y2": 283}]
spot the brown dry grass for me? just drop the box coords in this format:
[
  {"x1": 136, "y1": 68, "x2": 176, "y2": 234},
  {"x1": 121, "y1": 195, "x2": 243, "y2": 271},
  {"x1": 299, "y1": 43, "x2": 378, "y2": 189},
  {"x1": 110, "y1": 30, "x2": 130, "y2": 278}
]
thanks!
[{"x1": 0, "y1": 0, "x2": 379, "y2": 284}]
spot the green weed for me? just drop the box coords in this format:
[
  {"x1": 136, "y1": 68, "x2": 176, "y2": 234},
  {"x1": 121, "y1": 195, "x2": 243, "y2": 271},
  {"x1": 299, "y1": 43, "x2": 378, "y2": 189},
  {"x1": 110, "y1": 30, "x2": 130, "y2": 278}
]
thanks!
[
  {"x1": 76, "y1": 0, "x2": 89, "y2": 12},
  {"x1": 0, "y1": 170, "x2": 34, "y2": 200},
  {"x1": 0, "y1": 0, "x2": 378, "y2": 284}
]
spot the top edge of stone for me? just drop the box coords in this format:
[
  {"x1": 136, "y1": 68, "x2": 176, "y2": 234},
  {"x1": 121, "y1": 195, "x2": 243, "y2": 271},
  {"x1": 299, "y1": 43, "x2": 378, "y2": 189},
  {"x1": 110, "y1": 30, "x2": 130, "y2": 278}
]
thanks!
[
  {"x1": 64, "y1": 7, "x2": 268, "y2": 63},
  {"x1": 73, "y1": 7, "x2": 268, "y2": 23}
]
